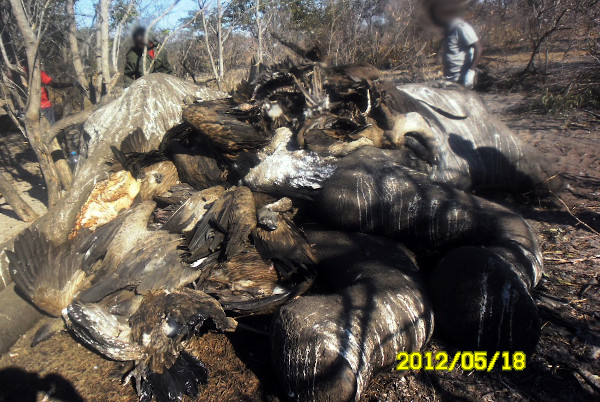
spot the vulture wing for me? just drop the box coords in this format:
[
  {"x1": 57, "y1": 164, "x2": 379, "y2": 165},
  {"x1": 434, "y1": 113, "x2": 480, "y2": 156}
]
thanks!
[
  {"x1": 64, "y1": 300, "x2": 145, "y2": 362},
  {"x1": 253, "y1": 215, "x2": 317, "y2": 279},
  {"x1": 183, "y1": 100, "x2": 271, "y2": 155}
]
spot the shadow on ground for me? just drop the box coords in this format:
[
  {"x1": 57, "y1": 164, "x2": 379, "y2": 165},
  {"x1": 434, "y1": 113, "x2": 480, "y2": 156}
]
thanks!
[{"x1": 0, "y1": 367, "x2": 83, "y2": 402}]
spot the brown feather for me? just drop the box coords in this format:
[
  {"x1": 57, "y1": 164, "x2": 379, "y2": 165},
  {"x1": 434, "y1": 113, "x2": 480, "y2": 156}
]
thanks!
[
  {"x1": 253, "y1": 215, "x2": 317, "y2": 279},
  {"x1": 182, "y1": 100, "x2": 271, "y2": 156},
  {"x1": 129, "y1": 288, "x2": 231, "y2": 372},
  {"x1": 202, "y1": 248, "x2": 280, "y2": 303},
  {"x1": 187, "y1": 186, "x2": 257, "y2": 262},
  {"x1": 120, "y1": 128, "x2": 159, "y2": 154},
  {"x1": 167, "y1": 140, "x2": 226, "y2": 190},
  {"x1": 137, "y1": 160, "x2": 180, "y2": 201},
  {"x1": 8, "y1": 219, "x2": 127, "y2": 317}
]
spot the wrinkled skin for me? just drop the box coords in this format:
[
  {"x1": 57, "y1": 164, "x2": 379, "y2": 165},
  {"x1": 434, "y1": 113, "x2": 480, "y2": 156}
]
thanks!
[
  {"x1": 0, "y1": 74, "x2": 560, "y2": 402},
  {"x1": 268, "y1": 82, "x2": 555, "y2": 401}
]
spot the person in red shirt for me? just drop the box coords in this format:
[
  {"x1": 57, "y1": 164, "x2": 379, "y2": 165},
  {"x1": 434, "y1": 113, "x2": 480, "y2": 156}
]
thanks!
[
  {"x1": 37, "y1": 70, "x2": 78, "y2": 163},
  {"x1": 24, "y1": 69, "x2": 74, "y2": 124},
  {"x1": 40, "y1": 70, "x2": 56, "y2": 124}
]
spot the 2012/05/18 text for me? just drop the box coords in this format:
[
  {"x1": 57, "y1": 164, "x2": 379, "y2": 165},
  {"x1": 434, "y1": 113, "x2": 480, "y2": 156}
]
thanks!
[{"x1": 395, "y1": 351, "x2": 526, "y2": 372}]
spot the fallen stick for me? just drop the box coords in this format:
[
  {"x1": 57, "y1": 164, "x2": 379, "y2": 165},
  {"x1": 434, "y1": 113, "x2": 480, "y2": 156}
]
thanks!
[
  {"x1": 544, "y1": 255, "x2": 600, "y2": 264},
  {"x1": 552, "y1": 192, "x2": 600, "y2": 236}
]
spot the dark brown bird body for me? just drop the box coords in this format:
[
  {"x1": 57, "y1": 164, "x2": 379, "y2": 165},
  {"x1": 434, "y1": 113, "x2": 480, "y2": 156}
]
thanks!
[
  {"x1": 163, "y1": 124, "x2": 228, "y2": 190},
  {"x1": 254, "y1": 214, "x2": 317, "y2": 280},
  {"x1": 187, "y1": 186, "x2": 257, "y2": 263},
  {"x1": 201, "y1": 248, "x2": 281, "y2": 304},
  {"x1": 182, "y1": 100, "x2": 272, "y2": 157}
]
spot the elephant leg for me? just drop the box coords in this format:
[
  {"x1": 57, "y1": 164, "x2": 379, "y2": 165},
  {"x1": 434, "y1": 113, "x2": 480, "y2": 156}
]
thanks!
[
  {"x1": 317, "y1": 150, "x2": 542, "y2": 352},
  {"x1": 271, "y1": 231, "x2": 433, "y2": 402}
]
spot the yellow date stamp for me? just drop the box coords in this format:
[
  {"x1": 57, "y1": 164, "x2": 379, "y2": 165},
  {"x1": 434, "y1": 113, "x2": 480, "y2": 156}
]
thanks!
[{"x1": 395, "y1": 351, "x2": 526, "y2": 372}]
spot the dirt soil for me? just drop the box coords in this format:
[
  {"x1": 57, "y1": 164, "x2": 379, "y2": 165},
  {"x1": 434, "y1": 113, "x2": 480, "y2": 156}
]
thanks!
[
  {"x1": 0, "y1": 90, "x2": 599, "y2": 401},
  {"x1": 0, "y1": 131, "x2": 47, "y2": 244}
]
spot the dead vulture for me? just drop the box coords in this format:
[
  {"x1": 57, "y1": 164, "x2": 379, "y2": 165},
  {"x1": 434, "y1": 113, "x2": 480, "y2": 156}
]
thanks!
[
  {"x1": 64, "y1": 288, "x2": 236, "y2": 402},
  {"x1": 110, "y1": 130, "x2": 180, "y2": 201}
]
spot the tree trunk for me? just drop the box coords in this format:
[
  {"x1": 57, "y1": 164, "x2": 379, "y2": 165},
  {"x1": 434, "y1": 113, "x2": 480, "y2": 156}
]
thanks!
[
  {"x1": 39, "y1": 114, "x2": 74, "y2": 189},
  {"x1": 111, "y1": 0, "x2": 137, "y2": 74},
  {"x1": 0, "y1": 171, "x2": 39, "y2": 222},
  {"x1": 95, "y1": 15, "x2": 104, "y2": 96},
  {"x1": 65, "y1": 0, "x2": 90, "y2": 99},
  {"x1": 217, "y1": 0, "x2": 224, "y2": 81},
  {"x1": 99, "y1": 0, "x2": 112, "y2": 87},
  {"x1": 26, "y1": 117, "x2": 63, "y2": 206},
  {"x1": 49, "y1": 137, "x2": 74, "y2": 190},
  {"x1": 525, "y1": 39, "x2": 543, "y2": 73},
  {"x1": 202, "y1": 11, "x2": 222, "y2": 90},
  {"x1": 256, "y1": 0, "x2": 263, "y2": 64},
  {"x1": 8, "y1": 0, "x2": 64, "y2": 207}
]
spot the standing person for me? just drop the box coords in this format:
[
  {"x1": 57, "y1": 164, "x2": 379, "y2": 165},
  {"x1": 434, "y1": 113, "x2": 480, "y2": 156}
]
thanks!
[
  {"x1": 428, "y1": 0, "x2": 483, "y2": 89},
  {"x1": 37, "y1": 71, "x2": 79, "y2": 162},
  {"x1": 35, "y1": 70, "x2": 74, "y2": 124},
  {"x1": 124, "y1": 27, "x2": 174, "y2": 88},
  {"x1": 40, "y1": 71, "x2": 58, "y2": 124},
  {"x1": 19, "y1": 52, "x2": 74, "y2": 123}
]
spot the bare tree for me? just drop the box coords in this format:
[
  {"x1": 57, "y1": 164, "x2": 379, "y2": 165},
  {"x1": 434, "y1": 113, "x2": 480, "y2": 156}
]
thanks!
[
  {"x1": 4, "y1": 0, "x2": 64, "y2": 206},
  {"x1": 66, "y1": 0, "x2": 89, "y2": 97},
  {"x1": 145, "y1": 3, "x2": 203, "y2": 76},
  {"x1": 198, "y1": 0, "x2": 236, "y2": 89},
  {"x1": 523, "y1": 0, "x2": 573, "y2": 73},
  {"x1": 111, "y1": 0, "x2": 138, "y2": 74},
  {"x1": 201, "y1": 4, "x2": 221, "y2": 88},
  {"x1": 96, "y1": 0, "x2": 112, "y2": 91},
  {"x1": 217, "y1": 0, "x2": 224, "y2": 80}
]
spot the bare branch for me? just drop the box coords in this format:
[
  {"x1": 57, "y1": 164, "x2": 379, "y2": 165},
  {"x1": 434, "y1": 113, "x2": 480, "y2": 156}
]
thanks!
[
  {"x1": 0, "y1": 33, "x2": 25, "y2": 76},
  {"x1": 0, "y1": 170, "x2": 39, "y2": 222},
  {"x1": 111, "y1": 0, "x2": 137, "y2": 73},
  {"x1": 43, "y1": 108, "x2": 95, "y2": 144},
  {"x1": 143, "y1": 0, "x2": 181, "y2": 75},
  {"x1": 147, "y1": 8, "x2": 203, "y2": 74}
]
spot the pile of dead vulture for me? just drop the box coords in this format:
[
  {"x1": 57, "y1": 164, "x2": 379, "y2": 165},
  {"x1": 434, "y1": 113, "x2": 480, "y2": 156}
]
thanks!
[{"x1": 7, "y1": 60, "x2": 560, "y2": 402}]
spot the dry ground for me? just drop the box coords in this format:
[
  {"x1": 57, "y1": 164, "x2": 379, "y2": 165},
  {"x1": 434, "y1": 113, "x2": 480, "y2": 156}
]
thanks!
[
  {"x1": 0, "y1": 63, "x2": 599, "y2": 401},
  {"x1": 0, "y1": 130, "x2": 47, "y2": 245}
]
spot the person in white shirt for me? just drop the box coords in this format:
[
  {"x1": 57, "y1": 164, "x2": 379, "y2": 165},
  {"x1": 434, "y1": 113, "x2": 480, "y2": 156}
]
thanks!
[{"x1": 428, "y1": 0, "x2": 483, "y2": 89}]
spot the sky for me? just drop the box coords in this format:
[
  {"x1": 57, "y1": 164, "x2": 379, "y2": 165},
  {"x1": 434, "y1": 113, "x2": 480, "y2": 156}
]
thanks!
[{"x1": 75, "y1": 0, "x2": 201, "y2": 30}]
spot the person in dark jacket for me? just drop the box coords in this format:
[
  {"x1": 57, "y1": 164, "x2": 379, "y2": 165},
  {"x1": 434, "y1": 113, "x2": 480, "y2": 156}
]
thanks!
[{"x1": 124, "y1": 27, "x2": 174, "y2": 88}]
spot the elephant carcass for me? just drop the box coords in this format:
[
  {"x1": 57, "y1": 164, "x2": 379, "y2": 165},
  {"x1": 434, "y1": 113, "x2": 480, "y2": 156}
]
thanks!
[
  {"x1": 0, "y1": 74, "x2": 226, "y2": 353},
  {"x1": 272, "y1": 231, "x2": 433, "y2": 402},
  {"x1": 317, "y1": 146, "x2": 542, "y2": 351},
  {"x1": 275, "y1": 146, "x2": 543, "y2": 401},
  {"x1": 377, "y1": 83, "x2": 560, "y2": 193}
]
